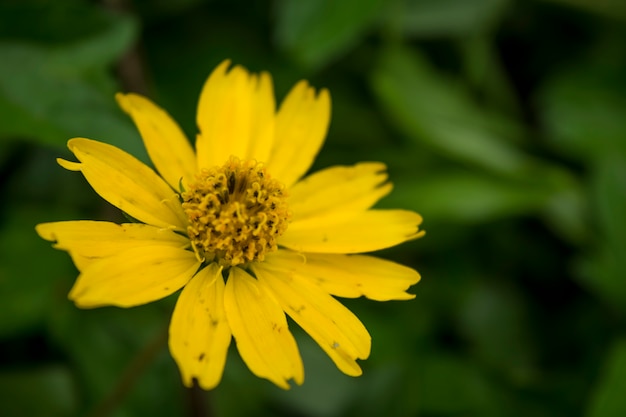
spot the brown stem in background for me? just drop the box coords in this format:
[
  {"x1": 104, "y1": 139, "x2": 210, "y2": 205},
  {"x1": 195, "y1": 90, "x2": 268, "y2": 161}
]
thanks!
[
  {"x1": 87, "y1": 326, "x2": 169, "y2": 417},
  {"x1": 188, "y1": 381, "x2": 215, "y2": 417},
  {"x1": 103, "y1": 0, "x2": 150, "y2": 95},
  {"x1": 116, "y1": 43, "x2": 151, "y2": 96}
]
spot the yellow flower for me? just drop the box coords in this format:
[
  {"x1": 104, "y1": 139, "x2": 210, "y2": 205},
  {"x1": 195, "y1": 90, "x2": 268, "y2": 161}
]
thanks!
[{"x1": 36, "y1": 60, "x2": 424, "y2": 390}]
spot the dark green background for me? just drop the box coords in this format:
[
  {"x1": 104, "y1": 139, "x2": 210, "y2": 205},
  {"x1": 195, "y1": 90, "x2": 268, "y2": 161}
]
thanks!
[{"x1": 1, "y1": 0, "x2": 626, "y2": 416}]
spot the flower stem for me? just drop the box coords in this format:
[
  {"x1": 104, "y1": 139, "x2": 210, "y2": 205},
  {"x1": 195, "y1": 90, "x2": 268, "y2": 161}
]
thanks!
[{"x1": 188, "y1": 381, "x2": 214, "y2": 417}]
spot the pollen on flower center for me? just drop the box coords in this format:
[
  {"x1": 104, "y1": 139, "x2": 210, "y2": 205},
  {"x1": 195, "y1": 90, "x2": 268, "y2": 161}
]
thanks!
[{"x1": 182, "y1": 157, "x2": 290, "y2": 267}]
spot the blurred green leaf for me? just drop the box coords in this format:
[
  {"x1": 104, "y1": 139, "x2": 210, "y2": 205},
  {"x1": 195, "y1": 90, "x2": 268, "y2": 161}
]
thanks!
[
  {"x1": 274, "y1": 0, "x2": 385, "y2": 69},
  {"x1": 0, "y1": 12, "x2": 147, "y2": 161},
  {"x1": 577, "y1": 154, "x2": 626, "y2": 310},
  {"x1": 371, "y1": 46, "x2": 532, "y2": 177},
  {"x1": 586, "y1": 340, "x2": 626, "y2": 417},
  {"x1": 384, "y1": 0, "x2": 509, "y2": 37},
  {"x1": 593, "y1": 154, "x2": 626, "y2": 254},
  {"x1": 0, "y1": 366, "x2": 77, "y2": 417},
  {"x1": 538, "y1": 68, "x2": 626, "y2": 160},
  {"x1": 541, "y1": 177, "x2": 589, "y2": 244},
  {"x1": 371, "y1": 45, "x2": 589, "y2": 242},
  {"x1": 385, "y1": 172, "x2": 552, "y2": 223},
  {"x1": 50, "y1": 13, "x2": 137, "y2": 71}
]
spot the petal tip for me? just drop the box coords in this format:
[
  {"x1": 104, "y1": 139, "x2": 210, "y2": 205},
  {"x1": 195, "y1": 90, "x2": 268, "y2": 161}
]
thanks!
[
  {"x1": 214, "y1": 59, "x2": 233, "y2": 78},
  {"x1": 56, "y1": 158, "x2": 81, "y2": 171},
  {"x1": 34, "y1": 223, "x2": 53, "y2": 241},
  {"x1": 410, "y1": 229, "x2": 426, "y2": 241},
  {"x1": 65, "y1": 137, "x2": 84, "y2": 149},
  {"x1": 115, "y1": 92, "x2": 131, "y2": 111},
  {"x1": 317, "y1": 87, "x2": 331, "y2": 102}
]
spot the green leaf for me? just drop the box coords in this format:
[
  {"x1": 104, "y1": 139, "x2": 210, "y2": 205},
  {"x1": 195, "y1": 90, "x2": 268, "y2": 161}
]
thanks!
[
  {"x1": 275, "y1": 0, "x2": 386, "y2": 69},
  {"x1": 576, "y1": 154, "x2": 626, "y2": 309},
  {"x1": 0, "y1": 14, "x2": 147, "y2": 161},
  {"x1": 593, "y1": 154, "x2": 626, "y2": 252},
  {"x1": 538, "y1": 67, "x2": 626, "y2": 160},
  {"x1": 384, "y1": 172, "x2": 553, "y2": 223},
  {"x1": 371, "y1": 46, "x2": 532, "y2": 177},
  {"x1": 384, "y1": 0, "x2": 510, "y2": 37},
  {"x1": 49, "y1": 11, "x2": 137, "y2": 71},
  {"x1": 587, "y1": 340, "x2": 626, "y2": 417},
  {"x1": 541, "y1": 177, "x2": 589, "y2": 244},
  {"x1": 0, "y1": 366, "x2": 77, "y2": 417}
]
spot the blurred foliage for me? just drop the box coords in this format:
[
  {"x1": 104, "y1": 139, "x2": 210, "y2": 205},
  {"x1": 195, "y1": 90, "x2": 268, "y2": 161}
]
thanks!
[{"x1": 1, "y1": 0, "x2": 625, "y2": 416}]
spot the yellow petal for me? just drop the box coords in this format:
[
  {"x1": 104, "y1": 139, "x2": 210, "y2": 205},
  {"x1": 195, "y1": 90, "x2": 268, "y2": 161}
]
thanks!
[
  {"x1": 36, "y1": 221, "x2": 190, "y2": 271},
  {"x1": 265, "y1": 250, "x2": 420, "y2": 301},
  {"x1": 244, "y1": 72, "x2": 275, "y2": 164},
  {"x1": 169, "y1": 263, "x2": 232, "y2": 390},
  {"x1": 280, "y1": 209, "x2": 424, "y2": 253},
  {"x1": 289, "y1": 162, "x2": 393, "y2": 220},
  {"x1": 223, "y1": 267, "x2": 303, "y2": 389},
  {"x1": 69, "y1": 245, "x2": 200, "y2": 308},
  {"x1": 266, "y1": 81, "x2": 331, "y2": 188},
  {"x1": 116, "y1": 93, "x2": 196, "y2": 189},
  {"x1": 61, "y1": 138, "x2": 187, "y2": 230},
  {"x1": 252, "y1": 262, "x2": 371, "y2": 376},
  {"x1": 35, "y1": 220, "x2": 188, "y2": 253},
  {"x1": 57, "y1": 158, "x2": 80, "y2": 171},
  {"x1": 196, "y1": 60, "x2": 275, "y2": 168}
]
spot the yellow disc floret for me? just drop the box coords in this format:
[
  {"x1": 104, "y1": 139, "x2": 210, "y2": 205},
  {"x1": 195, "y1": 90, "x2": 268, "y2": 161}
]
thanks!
[{"x1": 182, "y1": 157, "x2": 290, "y2": 267}]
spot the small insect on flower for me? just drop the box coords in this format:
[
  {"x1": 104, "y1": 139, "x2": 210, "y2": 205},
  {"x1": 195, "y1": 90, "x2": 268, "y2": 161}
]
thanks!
[{"x1": 36, "y1": 59, "x2": 424, "y2": 390}]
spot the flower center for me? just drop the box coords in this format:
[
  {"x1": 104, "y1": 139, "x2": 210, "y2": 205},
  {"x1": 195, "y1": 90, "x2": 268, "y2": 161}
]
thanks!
[{"x1": 182, "y1": 157, "x2": 289, "y2": 267}]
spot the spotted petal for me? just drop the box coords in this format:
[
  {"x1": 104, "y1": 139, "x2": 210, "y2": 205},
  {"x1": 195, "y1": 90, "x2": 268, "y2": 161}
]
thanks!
[
  {"x1": 224, "y1": 266, "x2": 303, "y2": 389},
  {"x1": 265, "y1": 250, "x2": 420, "y2": 301},
  {"x1": 252, "y1": 262, "x2": 371, "y2": 376},
  {"x1": 169, "y1": 263, "x2": 231, "y2": 390}
]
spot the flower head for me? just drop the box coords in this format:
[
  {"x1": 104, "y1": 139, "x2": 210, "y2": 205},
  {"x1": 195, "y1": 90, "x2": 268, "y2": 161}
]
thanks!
[{"x1": 36, "y1": 60, "x2": 424, "y2": 389}]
